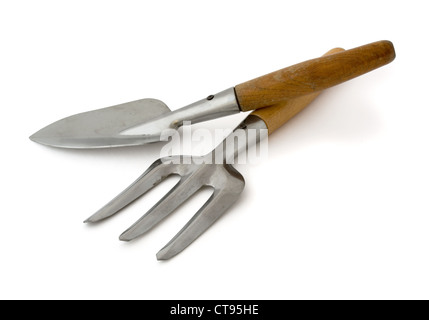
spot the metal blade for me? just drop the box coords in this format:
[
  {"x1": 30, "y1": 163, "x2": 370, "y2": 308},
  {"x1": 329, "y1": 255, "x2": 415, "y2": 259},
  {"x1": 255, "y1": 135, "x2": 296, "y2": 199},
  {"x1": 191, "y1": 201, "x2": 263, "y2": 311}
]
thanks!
[{"x1": 29, "y1": 98, "x2": 171, "y2": 148}]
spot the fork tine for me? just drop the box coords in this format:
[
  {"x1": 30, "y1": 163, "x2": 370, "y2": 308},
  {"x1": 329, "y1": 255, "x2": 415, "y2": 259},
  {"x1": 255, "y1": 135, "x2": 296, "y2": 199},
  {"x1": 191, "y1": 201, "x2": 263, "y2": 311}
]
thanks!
[
  {"x1": 156, "y1": 189, "x2": 241, "y2": 260},
  {"x1": 119, "y1": 174, "x2": 204, "y2": 241},
  {"x1": 84, "y1": 160, "x2": 175, "y2": 223}
]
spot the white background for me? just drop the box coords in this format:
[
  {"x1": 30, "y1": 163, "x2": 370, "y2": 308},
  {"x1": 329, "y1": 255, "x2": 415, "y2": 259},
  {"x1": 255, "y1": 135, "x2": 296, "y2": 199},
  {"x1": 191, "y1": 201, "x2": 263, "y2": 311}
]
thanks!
[{"x1": 1, "y1": 0, "x2": 428, "y2": 300}]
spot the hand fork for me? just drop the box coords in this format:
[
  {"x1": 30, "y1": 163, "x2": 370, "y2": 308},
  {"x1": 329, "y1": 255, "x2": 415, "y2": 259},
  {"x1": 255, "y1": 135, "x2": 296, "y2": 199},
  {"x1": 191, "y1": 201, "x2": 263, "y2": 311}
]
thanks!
[{"x1": 84, "y1": 47, "x2": 383, "y2": 259}]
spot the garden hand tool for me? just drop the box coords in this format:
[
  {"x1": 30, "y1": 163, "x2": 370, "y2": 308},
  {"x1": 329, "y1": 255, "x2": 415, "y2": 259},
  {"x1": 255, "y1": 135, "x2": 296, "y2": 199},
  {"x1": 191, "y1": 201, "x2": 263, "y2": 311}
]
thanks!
[
  {"x1": 85, "y1": 46, "x2": 395, "y2": 260},
  {"x1": 30, "y1": 41, "x2": 395, "y2": 148}
]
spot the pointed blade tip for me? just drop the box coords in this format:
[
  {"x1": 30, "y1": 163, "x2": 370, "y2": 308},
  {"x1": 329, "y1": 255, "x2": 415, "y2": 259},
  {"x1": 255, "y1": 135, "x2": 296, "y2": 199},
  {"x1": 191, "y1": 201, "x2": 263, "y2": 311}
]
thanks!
[{"x1": 29, "y1": 132, "x2": 47, "y2": 145}]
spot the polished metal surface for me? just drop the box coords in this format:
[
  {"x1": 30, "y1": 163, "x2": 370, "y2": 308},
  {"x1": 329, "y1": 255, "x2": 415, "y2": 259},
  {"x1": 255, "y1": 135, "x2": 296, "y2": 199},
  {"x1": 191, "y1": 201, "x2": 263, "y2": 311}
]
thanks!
[
  {"x1": 29, "y1": 98, "x2": 171, "y2": 148},
  {"x1": 208, "y1": 114, "x2": 268, "y2": 164},
  {"x1": 121, "y1": 87, "x2": 240, "y2": 135},
  {"x1": 30, "y1": 88, "x2": 241, "y2": 148},
  {"x1": 85, "y1": 116, "x2": 268, "y2": 260}
]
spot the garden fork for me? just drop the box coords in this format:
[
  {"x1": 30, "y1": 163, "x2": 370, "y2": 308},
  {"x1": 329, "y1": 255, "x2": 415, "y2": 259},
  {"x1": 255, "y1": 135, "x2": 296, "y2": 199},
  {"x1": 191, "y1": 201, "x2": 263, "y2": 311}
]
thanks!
[{"x1": 85, "y1": 47, "x2": 394, "y2": 259}]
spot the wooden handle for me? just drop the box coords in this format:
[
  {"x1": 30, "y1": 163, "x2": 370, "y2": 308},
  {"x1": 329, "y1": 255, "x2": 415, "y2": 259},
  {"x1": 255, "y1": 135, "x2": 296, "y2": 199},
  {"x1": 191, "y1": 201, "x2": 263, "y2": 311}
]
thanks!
[
  {"x1": 251, "y1": 48, "x2": 345, "y2": 134},
  {"x1": 236, "y1": 40, "x2": 395, "y2": 111}
]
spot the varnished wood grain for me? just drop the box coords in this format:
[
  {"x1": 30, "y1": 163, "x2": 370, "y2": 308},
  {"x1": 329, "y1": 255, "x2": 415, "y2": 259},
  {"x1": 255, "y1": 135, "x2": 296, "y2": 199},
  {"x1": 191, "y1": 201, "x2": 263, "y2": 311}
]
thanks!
[
  {"x1": 236, "y1": 40, "x2": 395, "y2": 111},
  {"x1": 251, "y1": 48, "x2": 345, "y2": 134}
]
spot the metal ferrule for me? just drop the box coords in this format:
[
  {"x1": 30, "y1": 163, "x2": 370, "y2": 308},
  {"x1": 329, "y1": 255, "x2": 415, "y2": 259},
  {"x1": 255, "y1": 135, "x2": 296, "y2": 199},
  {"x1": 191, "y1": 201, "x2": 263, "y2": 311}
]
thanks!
[
  {"x1": 206, "y1": 115, "x2": 268, "y2": 164},
  {"x1": 121, "y1": 87, "x2": 240, "y2": 136},
  {"x1": 169, "y1": 87, "x2": 241, "y2": 127}
]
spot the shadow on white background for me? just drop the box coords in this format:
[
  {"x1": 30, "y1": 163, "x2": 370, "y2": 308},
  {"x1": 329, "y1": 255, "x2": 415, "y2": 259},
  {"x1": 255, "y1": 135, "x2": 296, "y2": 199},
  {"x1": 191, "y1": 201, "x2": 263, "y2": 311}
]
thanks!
[{"x1": 1, "y1": 0, "x2": 428, "y2": 300}]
